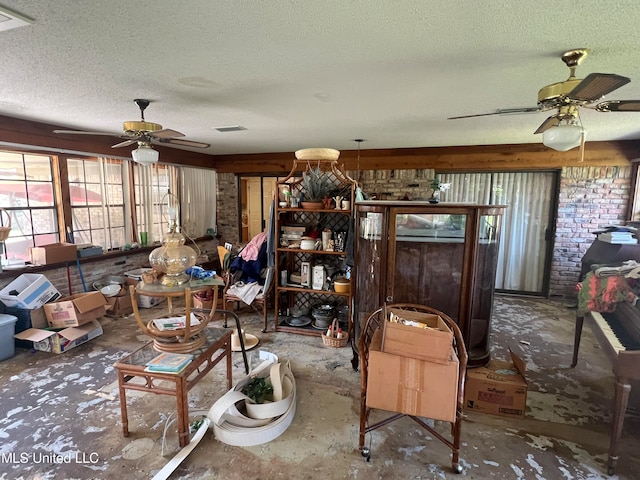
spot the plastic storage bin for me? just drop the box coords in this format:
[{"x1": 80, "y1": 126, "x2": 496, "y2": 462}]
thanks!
[{"x1": 0, "y1": 314, "x2": 18, "y2": 361}]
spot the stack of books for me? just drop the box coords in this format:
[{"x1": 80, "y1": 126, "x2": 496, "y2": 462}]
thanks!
[
  {"x1": 145, "y1": 352, "x2": 194, "y2": 374},
  {"x1": 598, "y1": 231, "x2": 637, "y2": 244},
  {"x1": 281, "y1": 225, "x2": 306, "y2": 243}
]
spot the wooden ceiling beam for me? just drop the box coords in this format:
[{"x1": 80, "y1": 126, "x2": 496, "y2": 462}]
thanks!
[{"x1": 1, "y1": 114, "x2": 638, "y2": 173}]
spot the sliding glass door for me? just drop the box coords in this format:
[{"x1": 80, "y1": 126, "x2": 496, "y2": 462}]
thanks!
[{"x1": 439, "y1": 171, "x2": 557, "y2": 295}]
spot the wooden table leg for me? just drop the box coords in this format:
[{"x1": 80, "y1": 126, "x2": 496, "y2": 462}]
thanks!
[
  {"x1": 571, "y1": 315, "x2": 584, "y2": 368},
  {"x1": 118, "y1": 372, "x2": 129, "y2": 438},
  {"x1": 176, "y1": 377, "x2": 190, "y2": 448},
  {"x1": 607, "y1": 377, "x2": 631, "y2": 475}
]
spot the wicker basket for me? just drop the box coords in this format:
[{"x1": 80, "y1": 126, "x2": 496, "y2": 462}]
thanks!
[
  {"x1": 0, "y1": 208, "x2": 11, "y2": 242},
  {"x1": 321, "y1": 319, "x2": 349, "y2": 348}
]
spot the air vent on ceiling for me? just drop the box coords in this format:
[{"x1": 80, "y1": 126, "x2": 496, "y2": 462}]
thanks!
[
  {"x1": 213, "y1": 125, "x2": 247, "y2": 133},
  {"x1": 0, "y1": 6, "x2": 33, "y2": 32}
]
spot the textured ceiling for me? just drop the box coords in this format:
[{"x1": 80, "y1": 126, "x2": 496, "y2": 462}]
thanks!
[{"x1": 2, "y1": 1, "x2": 640, "y2": 156}]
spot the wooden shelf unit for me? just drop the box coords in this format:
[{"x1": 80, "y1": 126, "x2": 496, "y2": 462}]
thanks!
[{"x1": 274, "y1": 158, "x2": 356, "y2": 337}]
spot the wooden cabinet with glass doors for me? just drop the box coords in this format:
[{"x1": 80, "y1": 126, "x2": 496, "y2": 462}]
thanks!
[
  {"x1": 274, "y1": 158, "x2": 356, "y2": 337},
  {"x1": 353, "y1": 201, "x2": 505, "y2": 368}
]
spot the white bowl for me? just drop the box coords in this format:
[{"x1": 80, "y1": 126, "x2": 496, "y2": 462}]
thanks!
[
  {"x1": 300, "y1": 239, "x2": 317, "y2": 250},
  {"x1": 100, "y1": 284, "x2": 121, "y2": 297},
  {"x1": 294, "y1": 148, "x2": 340, "y2": 161}
]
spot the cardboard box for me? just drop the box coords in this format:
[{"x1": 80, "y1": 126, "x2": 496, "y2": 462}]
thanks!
[
  {"x1": 0, "y1": 274, "x2": 61, "y2": 309},
  {"x1": 192, "y1": 288, "x2": 222, "y2": 310},
  {"x1": 43, "y1": 291, "x2": 107, "y2": 328},
  {"x1": 193, "y1": 294, "x2": 213, "y2": 310},
  {"x1": 382, "y1": 307, "x2": 454, "y2": 363},
  {"x1": 14, "y1": 319, "x2": 103, "y2": 354},
  {"x1": 463, "y1": 349, "x2": 528, "y2": 419},
  {"x1": 105, "y1": 289, "x2": 133, "y2": 317},
  {"x1": 366, "y1": 329, "x2": 459, "y2": 422},
  {"x1": 29, "y1": 242, "x2": 77, "y2": 265}
]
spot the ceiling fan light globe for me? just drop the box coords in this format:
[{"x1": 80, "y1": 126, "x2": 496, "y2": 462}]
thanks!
[
  {"x1": 132, "y1": 145, "x2": 159, "y2": 165},
  {"x1": 542, "y1": 124, "x2": 584, "y2": 151}
]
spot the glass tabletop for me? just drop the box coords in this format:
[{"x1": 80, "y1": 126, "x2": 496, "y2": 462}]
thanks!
[
  {"x1": 135, "y1": 276, "x2": 224, "y2": 295},
  {"x1": 117, "y1": 326, "x2": 230, "y2": 367}
]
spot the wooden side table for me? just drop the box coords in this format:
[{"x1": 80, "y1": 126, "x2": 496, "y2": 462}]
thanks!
[{"x1": 113, "y1": 327, "x2": 232, "y2": 447}]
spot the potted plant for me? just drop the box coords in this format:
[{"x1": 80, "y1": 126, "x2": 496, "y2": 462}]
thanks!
[
  {"x1": 427, "y1": 176, "x2": 451, "y2": 204},
  {"x1": 300, "y1": 166, "x2": 332, "y2": 209}
]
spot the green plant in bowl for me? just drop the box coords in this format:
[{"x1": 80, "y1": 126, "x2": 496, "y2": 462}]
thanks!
[
  {"x1": 301, "y1": 166, "x2": 332, "y2": 202},
  {"x1": 242, "y1": 377, "x2": 273, "y2": 404}
]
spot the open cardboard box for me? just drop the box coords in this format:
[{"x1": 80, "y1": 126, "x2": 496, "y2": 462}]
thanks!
[
  {"x1": 382, "y1": 307, "x2": 454, "y2": 363},
  {"x1": 366, "y1": 328, "x2": 459, "y2": 422},
  {"x1": 105, "y1": 287, "x2": 133, "y2": 317},
  {"x1": 14, "y1": 311, "x2": 103, "y2": 354},
  {"x1": 0, "y1": 273, "x2": 61, "y2": 310},
  {"x1": 463, "y1": 348, "x2": 528, "y2": 419},
  {"x1": 43, "y1": 291, "x2": 107, "y2": 328}
]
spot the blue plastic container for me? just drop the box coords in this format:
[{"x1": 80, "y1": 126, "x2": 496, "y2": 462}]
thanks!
[{"x1": 0, "y1": 314, "x2": 18, "y2": 361}]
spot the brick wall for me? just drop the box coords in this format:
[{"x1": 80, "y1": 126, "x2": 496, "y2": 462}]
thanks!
[
  {"x1": 216, "y1": 173, "x2": 239, "y2": 245},
  {"x1": 551, "y1": 166, "x2": 631, "y2": 297}
]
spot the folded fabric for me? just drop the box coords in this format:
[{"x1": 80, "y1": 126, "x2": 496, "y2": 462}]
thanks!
[
  {"x1": 593, "y1": 260, "x2": 640, "y2": 277},
  {"x1": 227, "y1": 281, "x2": 263, "y2": 305}
]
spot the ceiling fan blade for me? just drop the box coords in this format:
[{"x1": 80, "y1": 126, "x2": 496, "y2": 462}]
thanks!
[
  {"x1": 595, "y1": 100, "x2": 640, "y2": 112},
  {"x1": 448, "y1": 107, "x2": 539, "y2": 120},
  {"x1": 149, "y1": 128, "x2": 185, "y2": 139},
  {"x1": 156, "y1": 137, "x2": 211, "y2": 149},
  {"x1": 53, "y1": 129, "x2": 119, "y2": 136},
  {"x1": 111, "y1": 139, "x2": 138, "y2": 148},
  {"x1": 534, "y1": 115, "x2": 560, "y2": 134},
  {"x1": 568, "y1": 73, "x2": 630, "y2": 102}
]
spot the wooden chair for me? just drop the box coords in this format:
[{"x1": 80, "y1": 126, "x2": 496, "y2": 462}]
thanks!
[
  {"x1": 358, "y1": 303, "x2": 468, "y2": 474},
  {"x1": 221, "y1": 266, "x2": 273, "y2": 333}
]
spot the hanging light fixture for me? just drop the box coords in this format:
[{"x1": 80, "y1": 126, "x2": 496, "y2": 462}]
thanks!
[
  {"x1": 131, "y1": 142, "x2": 159, "y2": 166},
  {"x1": 542, "y1": 118, "x2": 586, "y2": 152},
  {"x1": 354, "y1": 138, "x2": 364, "y2": 182}
]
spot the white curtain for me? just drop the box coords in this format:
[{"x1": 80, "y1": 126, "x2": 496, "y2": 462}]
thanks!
[
  {"x1": 134, "y1": 163, "x2": 177, "y2": 244},
  {"x1": 136, "y1": 164, "x2": 156, "y2": 242},
  {"x1": 179, "y1": 167, "x2": 217, "y2": 238},
  {"x1": 440, "y1": 171, "x2": 554, "y2": 292}
]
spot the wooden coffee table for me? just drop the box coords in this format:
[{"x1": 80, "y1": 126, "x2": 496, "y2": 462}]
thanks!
[{"x1": 114, "y1": 326, "x2": 233, "y2": 447}]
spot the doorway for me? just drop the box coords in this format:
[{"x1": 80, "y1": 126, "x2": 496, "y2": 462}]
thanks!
[{"x1": 239, "y1": 176, "x2": 277, "y2": 242}]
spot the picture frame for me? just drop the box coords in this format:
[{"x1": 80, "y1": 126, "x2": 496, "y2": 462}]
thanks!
[{"x1": 301, "y1": 261, "x2": 311, "y2": 286}]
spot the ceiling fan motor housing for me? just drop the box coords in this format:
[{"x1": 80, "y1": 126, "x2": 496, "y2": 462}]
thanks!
[
  {"x1": 537, "y1": 78, "x2": 583, "y2": 110},
  {"x1": 123, "y1": 120, "x2": 163, "y2": 135}
]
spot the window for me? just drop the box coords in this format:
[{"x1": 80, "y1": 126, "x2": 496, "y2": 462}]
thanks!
[
  {"x1": 133, "y1": 163, "x2": 176, "y2": 245},
  {"x1": 0, "y1": 147, "x2": 217, "y2": 264},
  {"x1": 67, "y1": 157, "x2": 127, "y2": 250},
  {"x1": 0, "y1": 150, "x2": 59, "y2": 261}
]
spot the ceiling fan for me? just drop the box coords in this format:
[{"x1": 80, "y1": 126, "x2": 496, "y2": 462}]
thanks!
[
  {"x1": 54, "y1": 99, "x2": 211, "y2": 165},
  {"x1": 448, "y1": 49, "x2": 640, "y2": 151}
]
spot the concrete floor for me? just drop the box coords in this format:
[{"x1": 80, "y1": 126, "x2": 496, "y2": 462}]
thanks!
[{"x1": 0, "y1": 295, "x2": 639, "y2": 479}]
